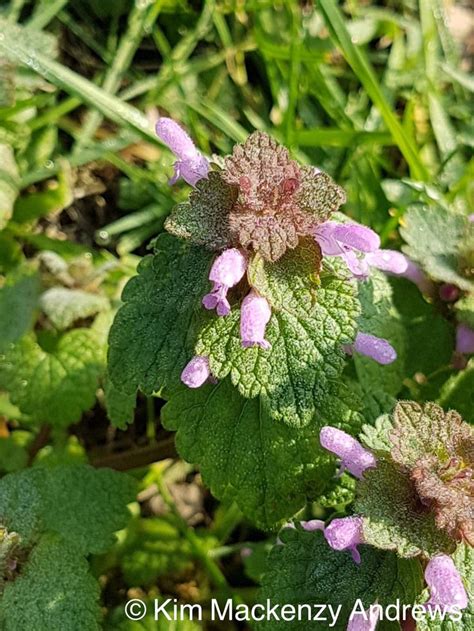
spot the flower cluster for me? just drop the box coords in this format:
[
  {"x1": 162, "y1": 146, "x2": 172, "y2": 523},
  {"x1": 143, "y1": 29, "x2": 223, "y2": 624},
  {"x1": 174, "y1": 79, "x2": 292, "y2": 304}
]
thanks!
[
  {"x1": 155, "y1": 119, "x2": 434, "y2": 385},
  {"x1": 293, "y1": 419, "x2": 470, "y2": 630}
]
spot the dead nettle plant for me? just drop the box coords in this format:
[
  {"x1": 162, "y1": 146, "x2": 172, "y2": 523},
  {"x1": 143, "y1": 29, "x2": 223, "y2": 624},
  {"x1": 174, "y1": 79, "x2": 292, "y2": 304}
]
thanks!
[{"x1": 107, "y1": 120, "x2": 472, "y2": 630}]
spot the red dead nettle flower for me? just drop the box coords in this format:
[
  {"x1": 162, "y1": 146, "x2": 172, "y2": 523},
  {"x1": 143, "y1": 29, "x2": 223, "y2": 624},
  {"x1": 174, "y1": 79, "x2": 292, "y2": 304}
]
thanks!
[{"x1": 155, "y1": 119, "x2": 402, "y2": 386}]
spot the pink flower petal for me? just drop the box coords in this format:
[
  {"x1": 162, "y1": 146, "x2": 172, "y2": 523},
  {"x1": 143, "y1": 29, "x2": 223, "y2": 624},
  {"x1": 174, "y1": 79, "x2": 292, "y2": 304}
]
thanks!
[
  {"x1": 353, "y1": 332, "x2": 397, "y2": 365},
  {"x1": 181, "y1": 355, "x2": 212, "y2": 388},
  {"x1": 320, "y1": 426, "x2": 376, "y2": 479},
  {"x1": 456, "y1": 324, "x2": 474, "y2": 354},
  {"x1": 366, "y1": 249, "x2": 409, "y2": 275},
  {"x1": 240, "y1": 291, "x2": 272, "y2": 350},
  {"x1": 324, "y1": 516, "x2": 364, "y2": 564},
  {"x1": 424, "y1": 555, "x2": 468, "y2": 611}
]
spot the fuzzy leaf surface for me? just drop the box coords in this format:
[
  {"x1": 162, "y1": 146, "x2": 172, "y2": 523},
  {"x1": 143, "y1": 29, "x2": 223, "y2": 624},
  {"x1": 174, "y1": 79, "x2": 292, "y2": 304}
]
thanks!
[
  {"x1": 164, "y1": 171, "x2": 236, "y2": 250},
  {"x1": 162, "y1": 379, "x2": 360, "y2": 530},
  {"x1": 108, "y1": 234, "x2": 212, "y2": 396},
  {"x1": 0, "y1": 464, "x2": 136, "y2": 553},
  {"x1": 39, "y1": 287, "x2": 109, "y2": 330},
  {"x1": 401, "y1": 207, "x2": 474, "y2": 291},
  {"x1": 0, "y1": 329, "x2": 105, "y2": 426},
  {"x1": 0, "y1": 535, "x2": 101, "y2": 631},
  {"x1": 0, "y1": 265, "x2": 40, "y2": 352},
  {"x1": 258, "y1": 527, "x2": 423, "y2": 630},
  {"x1": 355, "y1": 271, "x2": 406, "y2": 396},
  {"x1": 355, "y1": 459, "x2": 455, "y2": 558},
  {"x1": 197, "y1": 246, "x2": 360, "y2": 427}
]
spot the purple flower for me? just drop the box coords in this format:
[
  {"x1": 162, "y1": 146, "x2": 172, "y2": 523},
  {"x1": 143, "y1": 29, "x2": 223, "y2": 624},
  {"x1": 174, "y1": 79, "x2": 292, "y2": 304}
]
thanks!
[
  {"x1": 456, "y1": 324, "x2": 474, "y2": 355},
  {"x1": 346, "y1": 332, "x2": 397, "y2": 365},
  {"x1": 181, "y1": 355, "x2": 213, "y2": 388},
  {"x1": 313, "y1": 221, "x2": 380, "y2": 277},
  {"x1": 202, "y1": 249, "x2": 248, "y2": 316},
  {"x1": 347, "y1": 607, "x2": 380, "y2": 631},
  {"x1": 320, "y1": 426, "x2": 376, "y2": 479},
  {"x1": 300, "y1": 519, "x2": 325, "y2": 532},
  {"x1": 240, "y1": 291, "x2": 272, "y2": 350},
  {"x1": 365, "y1": 249, "x2": 408, "y2": 275},
  {"x1": 424, "y1": 555, "x2": 468, "y2": 612},
  {"x1": 324, "y1": 516, "x2": 364, "y2": 564},
  {"x1": 155, "y1": 117, "x2": 209, "y2": 186}
]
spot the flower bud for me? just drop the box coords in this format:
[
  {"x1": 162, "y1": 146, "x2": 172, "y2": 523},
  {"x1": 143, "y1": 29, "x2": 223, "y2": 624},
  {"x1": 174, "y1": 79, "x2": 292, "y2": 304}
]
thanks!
[
  {"x1": 240, "y1": 291, "x2": 272, "y2": 350},
  {"x1": 320, "y1": 426, "x2": 376, "y2": 479},
  {"x1": 300, "y1": 519, "x2": 325, "y2": 532},
  {"x1": 347, "y1": 606, "x2": 380, "y2": 631},
  {"x1": 155, "y1": 117, "x2": 209, "y2": 186},
  {"x1": 350, "y1": 332, "x2": 397, "y2": 365},
  {"x1": 324, "y1": 516, "x2": 364, "y2": 564},
  {"x1": 181, "y1": 355, "x2": 212, "y2": 388},
  {"x1": 424, "y1": 555, "x2": 468, "y2": 611},
  {"x1": 456, "y1": 324, "x2": 474, "y2": 355},
  {"x1": 202, "y1": 249, "x2": 247, "y2": 316}
]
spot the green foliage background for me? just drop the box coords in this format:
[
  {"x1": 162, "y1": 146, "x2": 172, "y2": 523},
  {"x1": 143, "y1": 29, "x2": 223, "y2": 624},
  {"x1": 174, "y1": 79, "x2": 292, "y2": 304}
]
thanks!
[{"x1": 0, "y1": 0, "x2": 472, "y2": 629}]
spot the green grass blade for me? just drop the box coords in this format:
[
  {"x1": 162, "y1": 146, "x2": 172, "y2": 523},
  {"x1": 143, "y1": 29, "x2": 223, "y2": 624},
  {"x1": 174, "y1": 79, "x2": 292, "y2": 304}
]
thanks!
[
  {"x1": 318, "y1": 0, "x2": 429, "y2": 182},
  {"x1": 0, "y1": 22, "x2": 160, "y2": 147}
]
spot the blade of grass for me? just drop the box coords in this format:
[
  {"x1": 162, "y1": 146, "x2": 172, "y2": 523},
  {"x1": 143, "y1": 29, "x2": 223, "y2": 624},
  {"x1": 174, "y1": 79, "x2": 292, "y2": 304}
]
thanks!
[
  {"x1": 74, "y1": 0, "x2": 162, "y2": 152},
  {"x1": 0, "y1": 27, "x2": 160, "y2": 146},
  {"x1": 28, "y1": 0, "x2": 70, "y2": 30},
  {"x1": 284, "y1": 3, "x2": 302, "y2": 146},
  {"x1": 318, "y1": 0, "x2": 429, "y2": 182},
  {"x1": 296, "y1": 128, "x2": 394, "y2": 147}
]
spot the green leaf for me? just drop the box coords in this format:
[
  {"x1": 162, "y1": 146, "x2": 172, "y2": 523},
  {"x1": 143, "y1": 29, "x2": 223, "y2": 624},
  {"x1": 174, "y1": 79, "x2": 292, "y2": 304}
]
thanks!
[
  {"x1": 162, "y1": 379, "x2": 360, "y2": 530},
  {"x1": 164, "y1": 171, "x2": 236, "y2": 250},
  {"x1": 355, "y1": 459, "x2": 454, "y2": 558},
  {"x1": 438, "y1": 359, "x2": 474, "y2": 424},
  {"x1": 317, "y1": 0, "x2": 429, "y2": 182},
  {"x1": 455, "y1": 294, "x2": 474, "y2": 329},
  {"x1": 317, "y1": 472, "x2": 357, "y2": 510},
  {"x1": 417, "y1": 544, "x2": 473, "y2": 631},
  {"x1": 401, "y1": 207, "x2": 474, "y2": 291},
  {"x1": 117, "y1": 515, "x2": 211, "y2": 587},
  {"x1": 390, "y1": 277, "x2": 454, "y2": 377},
  {"x1": 13, "y1": 164, "x2": 73, "y2": 224},
  {"x1": 0, "y1": 329, "x2": 105, "y2": 426},
  {"x1": 0, "y1": 431, "x2": 31, "y2": 473},
  {"x1": 108, "y1": 234, "x2": 213, "y2": 396},
  {"x1": 258, "y1": 527, "x2": 423, "y2": 630},
  {"x1": 197, "y1": 246, "x2": 360, "y2": 427},
  {"x1": 0, "y1": 144, "x2": 19, "y2": 231},
  {"x1": 0, "y1": 19, "x2": 158, "y2": 147},
  {"x1": 0, "y1": 464, "x2": 136, "y2": 553},
  {"x1": 355, "y1": 271, "x2": 406, "y2": 397},
  {"x1": 39, "y1": 287, "x2": 109, "y2": 330},
  {"x1": 0, "y1": 535, "x2": 101, "y2": 631},
  {"x1": 0, "y1": 264, "x2": 40, "y2": 352},
  {"x1": 359, "y1": 414, "x2": 394, "y2": 453},
  {"x1": 104, "y1": 375, "x2": 136, "y2": 429}
]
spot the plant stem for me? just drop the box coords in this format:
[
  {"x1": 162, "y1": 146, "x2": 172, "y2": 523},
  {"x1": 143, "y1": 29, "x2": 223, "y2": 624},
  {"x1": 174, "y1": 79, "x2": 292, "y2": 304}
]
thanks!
[
  {"x1": 156, "y1": 472, "x2": 243, "y2": 603},
  {"x1": 28, "y1": 0, "x2": 70, "y2": 30}
]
